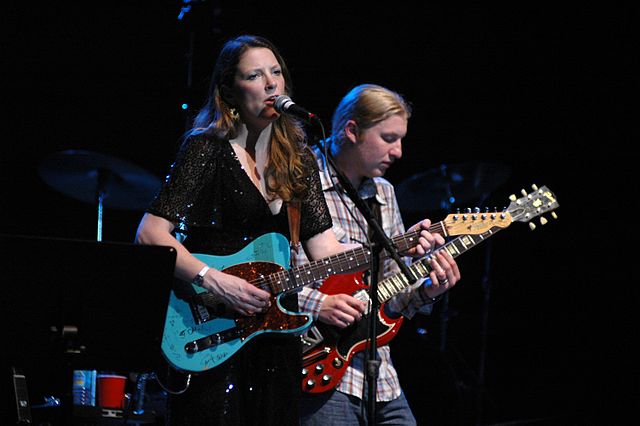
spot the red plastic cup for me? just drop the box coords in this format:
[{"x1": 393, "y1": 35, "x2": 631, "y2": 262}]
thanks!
[{"x1": 97, "y1": 374, "x2": 127, "y2": 409}]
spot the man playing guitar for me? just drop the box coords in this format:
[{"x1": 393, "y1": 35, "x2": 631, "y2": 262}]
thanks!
[{"x1": 292, "y1": 84, "x2": 461, "y2": 425}]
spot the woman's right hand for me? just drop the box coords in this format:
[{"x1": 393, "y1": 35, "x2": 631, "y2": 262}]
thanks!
[{"x1": 201, "y1": 269, "x2": 272, "y2": 316}]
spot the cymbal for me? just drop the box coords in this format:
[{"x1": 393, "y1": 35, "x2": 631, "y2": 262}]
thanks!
[
  {"x1": 38, "y1": 149, "x2": 162, "y2": 211},
  {"x1": 396, "y1": 162, "x2": 511, "y2": 213}
]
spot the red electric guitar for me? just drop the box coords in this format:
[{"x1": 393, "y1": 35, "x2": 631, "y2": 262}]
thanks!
[{"x1": 300, "y1": 185, "x2": 559, "y2": 393}]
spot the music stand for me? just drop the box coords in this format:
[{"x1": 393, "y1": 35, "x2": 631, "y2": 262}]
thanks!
[{"x1": 0, "y1": 234, "x2": 176, "y2": 424}]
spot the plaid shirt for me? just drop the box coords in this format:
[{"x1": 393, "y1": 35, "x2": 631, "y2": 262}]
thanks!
[{"x1": 292, "y1": 149, "x2": 434, "y2": 402}]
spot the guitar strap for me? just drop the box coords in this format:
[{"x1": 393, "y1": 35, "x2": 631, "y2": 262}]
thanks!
[{"x1": 287, "y1": 200, "x2": 302, "y2": 254}]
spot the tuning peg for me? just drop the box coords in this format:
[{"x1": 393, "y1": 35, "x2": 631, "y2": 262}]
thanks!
[
  {"x1": 531, "y1": 184, "x2": 539, "y2": 191},
  {"x1": 551, "y1": 212, "x2": 558, "y2": 219},
  {"x1": 472, "y1": 207, "x2": 479, "y2": 220},
  {"x1": 529, "y1": 222, "x2": 536, "y2": 231},
  {"x1": 540, "y1": 217, "x2": 548, "y2": 225},
  {"x1": 509, "y1": 194, "x2": 517, "y2": 202},
  {"x1": 521, "y1": 189, "x2": 528, "y2": 197}
]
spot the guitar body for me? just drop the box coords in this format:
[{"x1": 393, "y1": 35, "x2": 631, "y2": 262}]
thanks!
[
  {"x1": 301, "y1": 272, "x2": 403, "y2": 393},
  {"x1": 161, "y1": 232, "x2": 312, "y2": 373}
]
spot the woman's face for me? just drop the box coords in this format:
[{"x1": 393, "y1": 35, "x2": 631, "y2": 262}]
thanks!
[{"x1": 231, "y1": 47, "x2": 285, "y2": 131}]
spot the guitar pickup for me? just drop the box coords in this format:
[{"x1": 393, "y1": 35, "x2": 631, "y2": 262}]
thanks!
[
  {"x1": 189, "y1": 295, "x2": 229, "y2": 325},
  {"x1": 184, "y1": 327, "x2": 245, "y2": 354},
  {"x1": 302, "y1": 347, "x2": 331, "y2": 365}
]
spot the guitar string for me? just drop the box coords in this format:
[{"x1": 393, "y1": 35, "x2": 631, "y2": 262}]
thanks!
[
  {"x1": 252, "y1": 204, "x2": 551, "y2": 296},
  {"x1": 195, "y1": 204, "x2": 552, "y2": 309},
  {"x1": 244, "y1": 230, "x2": 420, "y2": 292},
  {"x1": 196, "y1": 223, "x2": 485, "y2": 306},
  {"x1": 197, "y1": 248, "x2": 374, "y2": 306},
  {"x1": 377, "y1": 229, "x2": 497, "y2": 303},
  {"x1": 197, "y1": 226, "x2": 441, "y2": 306},
  {"x1": 375, "y1": 199, "x2": 561, "y2": 303}
]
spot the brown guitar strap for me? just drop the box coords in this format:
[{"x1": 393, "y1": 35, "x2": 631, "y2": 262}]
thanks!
[{"x1": 287, "y1": 200, "x2": 302, "y2": 254}]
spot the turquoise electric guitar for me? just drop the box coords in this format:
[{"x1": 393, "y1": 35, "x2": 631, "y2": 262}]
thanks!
[{"x1": 160, "y1": 216, "x2": 486, "y2": 373}]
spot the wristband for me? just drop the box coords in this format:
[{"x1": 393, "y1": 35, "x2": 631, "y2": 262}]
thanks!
[{"x1": 192, "y1": 265, "x2": 210, "y2": 287}]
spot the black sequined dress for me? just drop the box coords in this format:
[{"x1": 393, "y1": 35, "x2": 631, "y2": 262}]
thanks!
[{"x1": 148, "y1": 132, "x2": 332, "y2": 425}]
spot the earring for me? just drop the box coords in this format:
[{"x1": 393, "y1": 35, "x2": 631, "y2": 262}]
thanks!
[{"x1": 229, "y1": 107, "x2": 240, "y2": 120}]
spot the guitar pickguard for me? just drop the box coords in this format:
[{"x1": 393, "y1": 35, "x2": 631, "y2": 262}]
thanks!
[{"x1": 300, "y1": 272, "x2": 403, "y2": 393}]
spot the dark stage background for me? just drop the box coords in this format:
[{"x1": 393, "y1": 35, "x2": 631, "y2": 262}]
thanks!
[{"x1": 3, "y1": 2, "x2": 636, "y2": 425}]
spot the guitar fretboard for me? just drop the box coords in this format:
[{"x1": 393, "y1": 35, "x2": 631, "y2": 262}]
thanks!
[
  {"x1": 268, "y1": 228, "x2": 428, "y2": 294},
  {"x1": 265, "y1": 219, "x2": 456, "y2": 294},
  {"x1": 377, "y1": 228, "x2": 500, "y2": 302},
  {"x1": 197, "y1": 221, "x2": 448, "y2": 308}
]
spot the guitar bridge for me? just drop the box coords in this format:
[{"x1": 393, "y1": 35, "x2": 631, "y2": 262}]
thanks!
[{"x1": 301, "y1": 325, "x2": 324, "y2": 354}]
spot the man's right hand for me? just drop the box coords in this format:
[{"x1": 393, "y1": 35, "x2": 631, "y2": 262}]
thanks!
[{"x1": 318, "y1": 293, "x2": 367, "y2": 328}]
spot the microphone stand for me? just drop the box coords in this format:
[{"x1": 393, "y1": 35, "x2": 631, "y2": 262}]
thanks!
[{"x1": 313, "y1": 138, "x2": 418, "y2": 424}]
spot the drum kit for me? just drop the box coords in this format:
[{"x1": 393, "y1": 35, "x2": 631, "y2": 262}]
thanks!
[{"x1": 38, "y1": 149, "x2": 162, "y2": 241}]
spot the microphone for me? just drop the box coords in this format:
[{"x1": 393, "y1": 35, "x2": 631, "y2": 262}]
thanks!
[{"x1": 273, "y1": 95, "x2": 319, "y2": 122}]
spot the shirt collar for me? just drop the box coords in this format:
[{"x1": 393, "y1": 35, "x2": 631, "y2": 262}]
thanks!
[{"x1": 316, "y1": 147, "x2": 387, "y2": 206}]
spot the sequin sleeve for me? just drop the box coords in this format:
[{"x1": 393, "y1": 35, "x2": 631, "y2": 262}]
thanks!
[
  {"x1": 299, "y1": 149, "x2": 333, "y2": 241},
  {"x1": 147, "y1": 133, "x2": 221, "y2": 227}
]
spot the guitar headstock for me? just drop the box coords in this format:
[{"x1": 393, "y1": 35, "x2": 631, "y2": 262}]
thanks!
[
  {"x1": 443, "y1": 209, "x2": 513, "y2": 235},
  {"x1": 442, "y1": 184, "x2": 559, "y2": 235},
  {"x1": 506, "y1": 184, "x2": 559, "y2": 230}
]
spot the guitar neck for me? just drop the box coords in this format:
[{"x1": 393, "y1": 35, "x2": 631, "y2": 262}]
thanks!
[
  {"x1": 377, "y1": 227, "x2": 502, "y2": 303},
  {"x1": 268, "y1": 221, "x2": 446, "y2": 295}
]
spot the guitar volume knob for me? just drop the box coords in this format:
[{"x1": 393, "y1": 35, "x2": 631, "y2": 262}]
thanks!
[
  {"x1": 185, "y1": 342, "x2": 198, "y2": 354},
  {"x1": 315, "y1": 364, "x2": 324, "y2": 374},
  {"x1": 322, "y1": 375, "x2": 331, "y2": 385},
  {"x1": 301, "y1": 368, "x2": 308, "y2": 377},
  {"x1": 306, "y1": 379, "x2": 315, "y2": 389}
]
